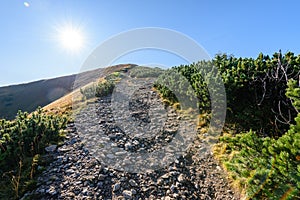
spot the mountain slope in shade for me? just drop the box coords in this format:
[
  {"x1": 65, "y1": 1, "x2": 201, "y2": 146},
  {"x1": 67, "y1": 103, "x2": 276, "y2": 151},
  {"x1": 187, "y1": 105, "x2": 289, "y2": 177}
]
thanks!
[
  {"x1": 0, "y1": 75, "x2": 76, "y2": 120},
  {"x1": 0, "y1": 64, "x2": 135, "y2": 120}
]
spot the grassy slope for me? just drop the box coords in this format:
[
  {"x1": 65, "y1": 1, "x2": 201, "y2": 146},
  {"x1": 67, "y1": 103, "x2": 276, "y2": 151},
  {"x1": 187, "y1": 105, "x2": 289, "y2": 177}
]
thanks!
[
  {"x1": 43, "y1": 64, "x2": 135, "y2": 114},
  {"x1": 0, "y1": 64, "x2": 135, "y2": 119}
]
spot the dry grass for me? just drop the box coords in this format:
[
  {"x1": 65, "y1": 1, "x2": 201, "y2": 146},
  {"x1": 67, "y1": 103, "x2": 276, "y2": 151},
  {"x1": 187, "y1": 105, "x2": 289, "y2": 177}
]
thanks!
[
  {"x1": 212, "y1": 132, "x2": 247, "y2": 199},
  {"x1": 43, "y1": 88, "x2": 79, "y2": 115},
  {"x1": 43, "y1": 64, "x2": 134, "y2": 115}
]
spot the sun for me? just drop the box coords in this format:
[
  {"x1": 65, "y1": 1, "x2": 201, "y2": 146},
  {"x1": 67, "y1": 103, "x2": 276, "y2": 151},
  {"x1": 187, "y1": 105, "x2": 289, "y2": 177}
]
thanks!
[{"x1": 58, "y1": 25, "x2": 85, "y2": 52}]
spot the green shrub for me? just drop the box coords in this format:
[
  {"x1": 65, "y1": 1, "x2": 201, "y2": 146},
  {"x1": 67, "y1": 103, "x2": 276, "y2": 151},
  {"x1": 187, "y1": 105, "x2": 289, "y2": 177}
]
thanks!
[
  {"x1": 155, "y1": 52, "x2": 300, "y2": 136},
  {"x1": 0, "y1": 108, "x2": 68, "y2": 199},
  {"x1": 95, "y1": 80, "x2": 115, "y2": 97},
  {"x1": 216, "y1": 78, "x2": 300, "y2": 199},
  {"x1": 129, "y1": 66, "x2": 164, "y2": 78},
  {"x1": 80, "y1": 80, "x2": 115, "y2": 100}
]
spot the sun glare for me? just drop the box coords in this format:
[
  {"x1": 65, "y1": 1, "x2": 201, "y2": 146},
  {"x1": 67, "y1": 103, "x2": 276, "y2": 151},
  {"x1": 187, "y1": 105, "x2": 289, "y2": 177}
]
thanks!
[{"x1": 58, "y1": 25, "x2": 85, "y2": 52}]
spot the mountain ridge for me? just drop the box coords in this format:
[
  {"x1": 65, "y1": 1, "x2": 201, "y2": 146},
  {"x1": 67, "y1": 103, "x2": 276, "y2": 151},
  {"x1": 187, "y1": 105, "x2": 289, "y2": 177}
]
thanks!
[{"x1": 0, "y1": 64, "x2": 135, "y2": 119}]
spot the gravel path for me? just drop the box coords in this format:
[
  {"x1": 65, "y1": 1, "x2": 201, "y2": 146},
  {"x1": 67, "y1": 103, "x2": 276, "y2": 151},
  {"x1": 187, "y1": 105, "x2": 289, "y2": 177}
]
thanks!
[{"x1": 22, "y1": 74, "x2": 240, "y2": 200}]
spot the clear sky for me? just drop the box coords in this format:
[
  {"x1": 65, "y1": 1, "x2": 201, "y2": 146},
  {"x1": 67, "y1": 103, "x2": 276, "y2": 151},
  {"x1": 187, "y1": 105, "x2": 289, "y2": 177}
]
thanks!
[{"x1": 1, "y1": 0, "x2": 300, "y2": 86}]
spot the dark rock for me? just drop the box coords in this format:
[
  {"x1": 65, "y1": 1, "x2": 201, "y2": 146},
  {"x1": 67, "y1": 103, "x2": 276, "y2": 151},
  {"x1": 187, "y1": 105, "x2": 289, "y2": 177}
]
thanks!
[{"x1": 113, "y1": 183, "x2": 121, "y2": 192}]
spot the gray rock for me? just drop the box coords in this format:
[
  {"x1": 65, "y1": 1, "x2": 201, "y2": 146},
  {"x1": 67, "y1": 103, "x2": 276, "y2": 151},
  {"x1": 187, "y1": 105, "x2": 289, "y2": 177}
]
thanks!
[
  {"x1": 37, "y1": 188, "x2": 45, "y2": 193},
  {"x1": 98, "y1": 174, "x2": 107, "y2": 181},
  {"x1": 122, "y1": 190, "x2": 133, "y2": 199},
  {"x1": 125, "y1": 142, "x2": 132, "y2": 150},
  {"x1": 129, "y1": 179, "x2": 138, "y2": 187},
  {"x1": 157, "y1": 178, "x2": 164, "y2": 185},
  {"x1": 70, "y1": 138, "x2": 78, "y2": 145},
  {"x1": 115, "y1": 151, "x2": 127, "y2": 156},
  {"x1": 83, "y1": 180, "x2": 89, "y2": 186},
  {"x1": 66, "y1": 169, "x2": 75, "y2": 174},
  {"x1": 106, "y1": 154, "x2": 115, "y2": 159},
  {"x1": 113, "y1": 183, "x2": 121, "y2": 192},
  {"x1": 170, "y1": 184, "x2": 176, "y2": 193},
  {"x1": 58, "y1": 147, "x2": 70, "y2": 153},
  {"x1": 120, "y1": 177, "x2": 127, "y2": 182},
  {"x1": 46, "y1": 185, "x2": 57, "y2": 196},
  {"x1": 161, "y1": 173, "x2": 169, "y2": 179},
  {"x1": 131, "y1": 189, "x2": 137, "y2": 195},
  {"x1": 75, "y1": 180, "x2": 82, "y2": 185},
  {"x1": 45, "y1": 145, "x2": 57, "y2": 153},
  {"x1": 173, "y1": 193, "x2": 179, "y2": 198},
  {"x1": 82, "y1": 188, "x2": 88, "y2": 195},
  {"x1": 97, "y1": 182, "x2": 103, "y2": 188},
  {"x1": 177, "y1": 174, "x2": 184, "y2": 182}
]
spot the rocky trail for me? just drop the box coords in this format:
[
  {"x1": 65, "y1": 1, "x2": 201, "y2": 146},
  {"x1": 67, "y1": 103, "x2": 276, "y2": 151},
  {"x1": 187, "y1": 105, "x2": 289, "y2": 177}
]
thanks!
[{"x1": 22, "y1": 75, "x2": 240, "y2": 200}]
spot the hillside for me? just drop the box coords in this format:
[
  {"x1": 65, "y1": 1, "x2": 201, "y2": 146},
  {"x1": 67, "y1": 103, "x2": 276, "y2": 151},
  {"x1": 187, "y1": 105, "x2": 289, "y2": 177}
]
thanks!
[
  {"x1": 0, "y1": 75, "x2": 75, "y2": 120},
  {"x1": 0, "y1": 64, "x2": 135, "y2": 120}
]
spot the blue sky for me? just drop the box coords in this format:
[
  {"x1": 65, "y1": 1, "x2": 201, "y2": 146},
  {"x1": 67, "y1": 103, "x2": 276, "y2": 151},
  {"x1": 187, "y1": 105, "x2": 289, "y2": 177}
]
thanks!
[{"x1": 1, "y1": 0, "x2": 300, "y2": 86}]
